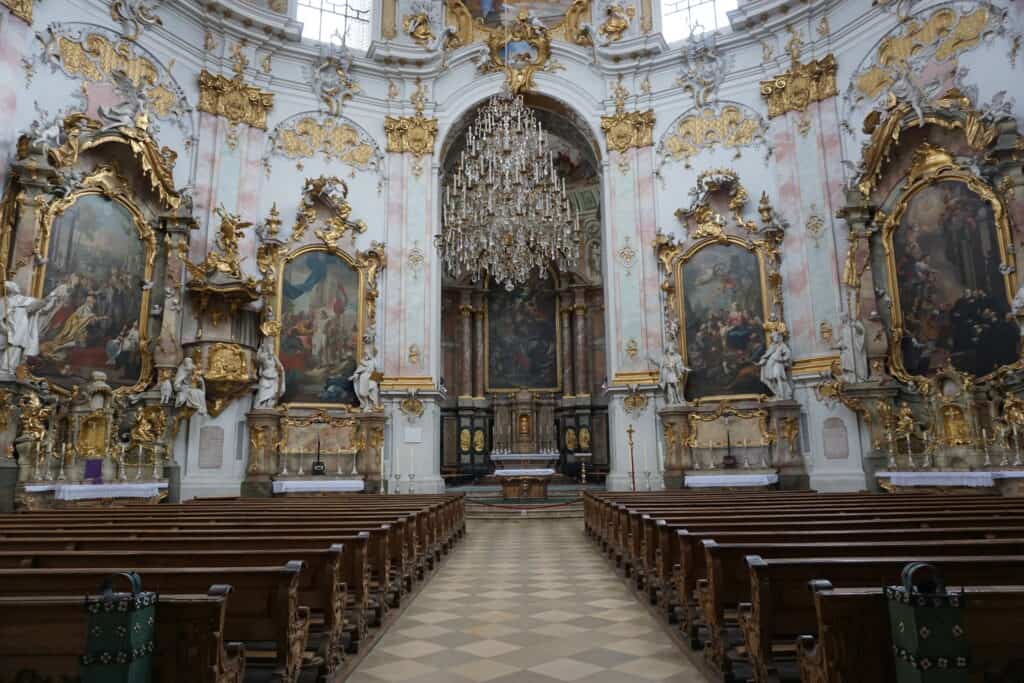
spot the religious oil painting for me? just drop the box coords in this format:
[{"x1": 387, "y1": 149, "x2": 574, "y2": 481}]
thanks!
[
  {"x1": 463, "y1": 0, "x2": 577, "y2": 27},
  {"x1": 892, "y1": 179, "x2": 1016, "y2": 377},
  {"x1": 681, "y1": 243, "x2": 768, "y2": 399},
  {"x1": 35, "y1": 194, "x2": 147, "y2": 388},
  {"x1": 279, "y1": 250, "x2": 361, "y2": 405},
  {"x1": 487, "y1": 276, "x2": 559, "y2": 391}
]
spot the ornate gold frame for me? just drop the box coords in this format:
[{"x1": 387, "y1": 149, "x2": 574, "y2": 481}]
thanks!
[
  {"x1": 444, "y1": 0, "x2": 591, "y2": 47},
  {"x1": 669, "y1": 236, "x2": 770, "y2": 403},
  {"x1": 879, "y1": 143, "x2": 1017, "y2": 384},
  {"x1": 30, "y1": 164, "x2": 157, "y2": 395},
  {"x1": 483, "y1": 277, "x2": 563, "y2": 395},
  {"x1": 277, "y1": 409, "x2": 359, "y2": 456},
  {"x1": 685, "y1": 401, "x2": 772, "y2": 448},
  {"x1": 273, "y1": 243, "x2": 384, "y2": 409}
]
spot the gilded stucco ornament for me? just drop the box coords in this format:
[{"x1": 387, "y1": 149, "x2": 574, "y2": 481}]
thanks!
[
  {"x1": 291, "y1": 176, "x2": 368, "y2": 246},
  {"x1": 1, "y1": 0, "x2": 35, "y2": 23},
  {"x1": 475, "y1": 9, "x2": 568, "y2": 94},
  {"x1": 197, "y1": 69, "x2": 274, "y2": 129},
  {"x1": 265, "y1": 113, "x2": 382, "y2": 177},
  {"x1": 848, "y1": 5, "x2": 1005, "y2": 110},
  {"x1": 657, "y1": 104, "x2": 768, "y2": 169},
  {"x1": 597, "y1": 2, "x2": 635, "y2": 43},
  {"x1": 760, "y1": 53, "x2": 838, "y2": 118},
  {"x1": 202, "y1": 343, "x2": 254, "y2": 417},
  {"x1": 443, "y1": 0, "x2": 592, "y2": 50},
  {"x1": 403, "y1": 0, "x2": 440, "y2": 46},
  {"x1": 39, "y1": 27, "x2": 190, "y2": 127},
  {"x1": 601, "y1": 77, "x2": 654, "y2": 154},
  {"x1": 311, "y1": 37, "x2": 360, "y2": 116},
  {"x1": 384, "y1": 80, "x2": 437, "y2": 173}
]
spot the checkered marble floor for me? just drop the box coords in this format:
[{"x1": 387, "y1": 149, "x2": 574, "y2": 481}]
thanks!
[{"x1": 347, "y1": 519, "x2": 706, "y2": 682}]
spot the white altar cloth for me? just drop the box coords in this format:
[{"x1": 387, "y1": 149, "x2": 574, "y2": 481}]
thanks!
[
  {"x1": 54, "y1": 482, "x2": 167, "y2": 501},
  {"x1": 23, "y1": 484, "x2": 56, "y2": 493},
  {"x1": 272, "y1": 479, "x2": 365, "y2": 494},
  {"x1": 493, "y1": 468, "x2": 556, "y2": 477},
  {"x1": 684, "y1": 473, "x2": 779, "y2": 488},
  {"x1": 873, "y1": 471, "x2": 1024, "y2": 487},
  {"x1": 490, "y1": 454, "x2": 559, "y2": 462}
]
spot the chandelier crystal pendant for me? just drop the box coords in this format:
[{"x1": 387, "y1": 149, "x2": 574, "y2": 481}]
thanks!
[{"x1": 438, "y1": 91, "x2": 581, "y2": 291}]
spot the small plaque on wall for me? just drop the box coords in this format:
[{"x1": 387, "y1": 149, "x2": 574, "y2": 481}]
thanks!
[
  {"x1": 198, "y1": 425, "x2": 225, "y2": 469},
  {"x1": 822, "y1": 417, "x2": 849, "y2": 460}
]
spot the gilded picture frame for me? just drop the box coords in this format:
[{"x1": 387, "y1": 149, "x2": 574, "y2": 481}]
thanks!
[
  {"x1": 879, "y1": 144, "x2": 1018, "y2": 383},
  {"x1": 29, "y1": 165, "x2": 157, "y2": 395},
  {"x1": 670, "y1": 235, "x2": 772, "y2": 403},
  {"x1": 274, "y1": 243, "x2": 374, "y2": 409}
]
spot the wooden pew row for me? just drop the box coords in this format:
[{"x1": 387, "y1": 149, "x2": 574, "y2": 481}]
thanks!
[
  {"x1": 738, "y1": 555, "x2": 1024, "y2": 683},
  {"x1": 0, "y1": 546, "x2": 349, "y2": 677},
  {"x1": 796, "y1": 582, "x2": 1024, "y2": 683},
  {"x1": 0, "y1": 521, "x2": 398, "y2": 619},
  {"x1": 0, "y1": 586, "x2": 246, "y2": 683},
  {"x1": 0, "y1": 564, "x2": 310, "y2": 683},
  {"x1": 668, "y1": 524, "x2": 1024, "y2": 638},
  {"x1": 698, "y1": 538, "x2": 1024, "y2": 675}
]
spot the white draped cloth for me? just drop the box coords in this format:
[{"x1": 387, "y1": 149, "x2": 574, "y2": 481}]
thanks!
[
  {"x1": 272, "y1": 479, "x2": 365, "y2": 493},
  {"x1": 53, "y1": 483, "x2": 167, "y2": 501},
  {"x1": 876, "y1": 471, "x2": 1006, "y2": 487},
  {"x1": 493, "y1": 468, "x2": 556, "y2": 477},
  {"x1": 684, "y1": 473, "x2": 779, "y2": 488}
]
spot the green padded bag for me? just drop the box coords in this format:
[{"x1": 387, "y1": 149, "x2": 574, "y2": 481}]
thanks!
[
  {"x1": 886, "y1": 562, "x2": 969, "y2": 683},
  {"x1": 80, "y1": 572, "x2": 157, "y2": 683}
]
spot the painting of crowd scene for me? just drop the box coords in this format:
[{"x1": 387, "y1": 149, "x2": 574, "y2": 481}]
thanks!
[
  {"x1": 487, "y1": 276, "x2": 559, "y2": 390},
  {"x1": 893, "y1": 179, "x2": 1017, "y2": 376},
  {"x1": 681, "y1": 243, "x2": 768, "y2": 399},
  {"x1": 34, "y1": 195, "x2": 146, "y2": 388},
  {"x1": 279, "y1": 251, "x2": 361, "y2": 405}
]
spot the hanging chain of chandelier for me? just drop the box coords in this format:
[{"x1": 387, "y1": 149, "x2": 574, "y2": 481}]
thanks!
[{"x1": 437, "y1": 92, "x2": 581, "y2": 291}]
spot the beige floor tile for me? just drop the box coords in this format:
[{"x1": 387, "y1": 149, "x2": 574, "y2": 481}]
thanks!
[
  {"x1": 456, "y1": 638, "x2": 523, "y2": 658},
  {"x1": 527, "y1": 657, "x2": 605, "y2": 681}
]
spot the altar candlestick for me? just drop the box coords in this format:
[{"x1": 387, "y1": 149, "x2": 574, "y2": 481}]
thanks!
[{"x1": 136, "y1": 445, "x2": 144, "y2": 480}]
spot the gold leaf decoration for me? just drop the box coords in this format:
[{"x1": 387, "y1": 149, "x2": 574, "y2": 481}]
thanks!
[
  {"x1": 760, "y1": 54, "x2": 838, "y2": 118},
  {"x1": 601, "y1": 110, "x2": 655, "y2": 153},
  {"x1": 197, "y1": 69, "x2": 274, "y2": 129},
  {"x1": 1, "y1": 0, "x2": 34, "y2": 23},
  {"x1": 384, "y1": 114, "x2": 438, "y2": 158},
  {"x1": 272, "y1": 116, "x2": 379, "y2": 170},
  {"x1": 661, "y1": 105, "x2": 766, "y2": 163}
]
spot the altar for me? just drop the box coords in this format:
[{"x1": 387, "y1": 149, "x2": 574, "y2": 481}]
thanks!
[
  {"x1": 875, "y1": 470, "x2": 1024, "y2": 496},
  {"x1": 491, "y1": 452, "x2": 558, "y2": 500}
]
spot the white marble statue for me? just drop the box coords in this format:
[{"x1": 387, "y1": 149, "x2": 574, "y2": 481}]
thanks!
[
  {"x1": 173, "y1": 357, "x2": 207, "y2": 416},
  {"x1": 659, "y1": 345, "x2": 690, "y2": 406},
  {"x1": 758, "y1": 331, "x2": 794, "y2": 400},
  {"x1": 254, "y1": 338, "x2": 285, "y2": 409},
  {"x1": 1012, "y1": 285, "x2": 1024, "y2": 337},
  {"x1": 349, "y1": 349, "x2": 380, "y2": 411},
  {"x1": 0, "y1": 281, "x2": 51, "y2": 377},
  {"x1": 159, "y1": 376, "x2": 173, "y2": 405}
]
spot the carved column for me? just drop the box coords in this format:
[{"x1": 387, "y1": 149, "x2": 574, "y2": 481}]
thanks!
[
  {"x1": 458, "y1": 291, "x2": 473, "y2": 397},
  {"x1": 473, "y1": 293, "x2": 485, "y2": 398},
  {"x1": 837, "y1": 192, "x2": 884, "y2": 380},
  {"x1": 573, "y1": 290, "x2": 589, "y2": 395},
  {"x1": 561, "y1": 305, "x2": 574, "y2": 396}
]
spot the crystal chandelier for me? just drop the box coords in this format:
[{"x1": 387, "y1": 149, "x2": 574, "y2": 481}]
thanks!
[{"x1": 438, "y1": 93, "x2": 581, "y2": 291}]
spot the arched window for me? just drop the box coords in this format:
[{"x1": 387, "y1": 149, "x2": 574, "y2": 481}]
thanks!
[
  {"x1": 297, "y1": 0, "x2": 373, "y2": 49},
  {"x1": 661, "y1": 0, "x2": 737, "y2": 44}
]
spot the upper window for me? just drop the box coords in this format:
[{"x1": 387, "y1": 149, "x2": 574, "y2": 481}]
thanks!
[
  {"x1": 661, "y1": 0, "x2": 737, "y2": 44},
  {"x1": 297, "y1": 0, "x2": 372, "y2": 50}
]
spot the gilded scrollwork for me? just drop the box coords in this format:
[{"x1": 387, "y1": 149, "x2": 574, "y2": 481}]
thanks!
[
  {"x1": 291, "y1": 176, "x2": 367, "y2": 246},
  {"x1": 685, "y1": 402, "x2": 772, "y2": 447},
  {"x1": 1, "y1": 0, "x2": 35, "y2": 23},
  {"x1": 265, "y1": 113, "x2": 382, "y2": 178},
  {"x1": 657, "y1": 104, "x2": 768, "y2": 168},
  {"x1": 202, "y1": 343, "x2": 253, "y2": 416},
  {"x1": 311, "y1": 39, "x2": 360, "y2": 116},
  {"x1": 475, "y1": 9, "x2": 559, "y2": 94},
  {"x1": 443, "y1": 0, "x2": 592, "y2": 50},
  {"x1": 601, "y1": 78, "x2": 655, "y2": 154},
  {"x1": 197, "y1": 69, "x2": 274, "y2": 129},
  {"x1": 760, "y1": 53, "x2": 838, "y2": 118}
]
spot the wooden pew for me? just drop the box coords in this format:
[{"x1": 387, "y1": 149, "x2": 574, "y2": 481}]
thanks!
[
  {"x1": 699, "y1": 538, "x2": 1024, "y2": 674},
  {"x1": 0, "y1": 564, "x2": 310, "y2": 683},
  {"x1": 738, "y1": 555, "x2": 1024, "y2": 683},
  {"x1": 0, "y1": 546, "x2": 348, "y2": 678},
  {"x1": 796, "y1": 581, "x2": 1024, "y2": 683},
  {"x1": 0, "y1": 586, "x2": 245, "y2": 683}
]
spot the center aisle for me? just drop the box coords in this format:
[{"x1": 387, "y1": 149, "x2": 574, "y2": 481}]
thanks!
[{"x1": 348, "y1": 518, "x2": 705, "y2": 682}]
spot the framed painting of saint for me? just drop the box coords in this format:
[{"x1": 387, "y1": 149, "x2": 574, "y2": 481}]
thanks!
[
  {"x1": 678, "y1": 240, "x2": 769, "y2": 400},
  {"x1": 32, "y1": 192, "x2": 154, "y2": 390},
  {"x1": 886, "y1": 175, "x2": 1017, "y2": 378},
  {"x1": 486, "y1": 275, "x2": 560, "y2": 391},
  {"x1": 277, "y1": 247, "x2": 363, "y2": 406}
]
